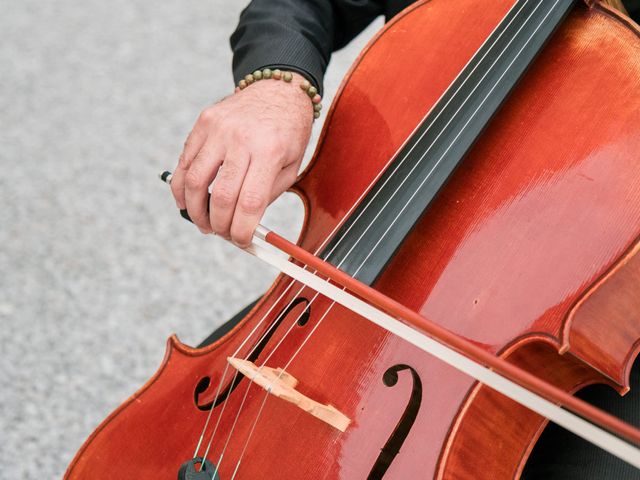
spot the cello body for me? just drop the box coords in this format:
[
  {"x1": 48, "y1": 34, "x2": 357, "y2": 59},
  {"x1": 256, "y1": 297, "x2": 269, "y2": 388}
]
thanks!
[{"x1": 66, "y1": 1, "x2": 640, "y2": 478}]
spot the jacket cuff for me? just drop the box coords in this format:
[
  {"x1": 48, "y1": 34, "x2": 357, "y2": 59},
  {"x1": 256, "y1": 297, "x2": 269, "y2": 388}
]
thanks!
[{"x1": 231, "y1": 31, "x2": 327, "y2": 96}]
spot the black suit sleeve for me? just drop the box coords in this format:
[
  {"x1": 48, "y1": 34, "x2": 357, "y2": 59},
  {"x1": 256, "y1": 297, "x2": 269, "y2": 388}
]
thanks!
[
  {"x1": 230, "y1": 0, "x2": 640, "y2": 96},
  {"x1": 230, "y1": 0, "x2": 384, "y2": 95},
  {"x1": 625, "y1": 0, "x2": 640, "y2": 20}
]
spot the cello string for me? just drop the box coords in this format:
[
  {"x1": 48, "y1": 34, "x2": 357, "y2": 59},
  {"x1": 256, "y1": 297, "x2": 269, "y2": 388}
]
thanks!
[
  {"x1": 229, "y1": 394, "x2": 271, "y2": 480},
  {"x1": 246, "y1": 240, "x2": 640, "y2": 468},
  {"x1": 204, "y1": 291, "x2": 323, "y2": 470},
  {"x1": 298, "y1": 0, "x2": 559, "y2": 319},
  {"x1": 195, "y1": 219, "x2": 362, "y2": 458},
  {"x1": 201, "y1": 0, "x2": 534, "y2": 468},
  {"x1": 273, "y1": 0, "x2": 545, "y2": 310},
  {"x1": 273, "y1": 0, "x2": 557, "y2": 409},
  {"x1": 266, "y1": 0, "x2": 549, "y2": 380},
  {"x1": 210, "y1": 289, "x2": 326, "y2": 473},
  {"x1": 224, "y1": 0, "x2": 566, "y2": 473},
  {"x1": 201, "y1": 0, "x2": 534, "y2": 469},
  {"x1": 192, "y1": 280, "x2": 301, "y2": 458}
]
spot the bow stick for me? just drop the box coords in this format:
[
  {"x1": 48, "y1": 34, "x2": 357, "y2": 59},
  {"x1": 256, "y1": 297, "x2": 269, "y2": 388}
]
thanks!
[{"x1": 160, "y1": 172, "x2": 640, "y2": 468}]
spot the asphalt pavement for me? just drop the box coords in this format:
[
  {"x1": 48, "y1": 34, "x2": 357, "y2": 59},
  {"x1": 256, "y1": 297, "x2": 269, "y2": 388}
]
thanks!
[{"x1": 1, "y1": 1, "x2": 381, "y2": 477}]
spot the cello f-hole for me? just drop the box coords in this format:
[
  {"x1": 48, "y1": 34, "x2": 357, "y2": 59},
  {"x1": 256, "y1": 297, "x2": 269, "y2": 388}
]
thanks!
[
  {"x1": 368, "y1": 364, "x2": 423, "y2": 480},
  {"x1": 194, "y1": 297, "x2": 312, "y2": 410}
]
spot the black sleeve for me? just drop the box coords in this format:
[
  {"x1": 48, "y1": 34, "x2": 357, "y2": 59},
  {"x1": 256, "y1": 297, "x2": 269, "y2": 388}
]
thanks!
[
  {"x1": 230, "y1": 0, "x2": 384, "y2": 95},
  {"x1": 231, "y1": 0, "x2": 640, "y2": 96},
  {"x1": 624, "y1": 0, "x2": 640, "y2": 21}
]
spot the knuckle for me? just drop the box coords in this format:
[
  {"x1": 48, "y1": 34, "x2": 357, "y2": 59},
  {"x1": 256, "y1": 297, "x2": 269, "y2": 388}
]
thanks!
[
  {"x1": 199, "y1": 107, "x2": 218, "y2": 125},
  {"x1": 263, "y1": 140, "x2": 286, "y2": 159},
  {"x1": 211, "y1": 186, "x2": 236, "y2": 209},
  {"x1": 192, "y1": 149, "x2": 208, "y2": 165},
  {"x1": 229, "y1": 127, "x2": 250, "y2": 144},
  {"x1": 185, "y1": 168, "x2": 206, "y2": 190},
  {"x1": 177, "y1": 153, "x2": 189, "y2": 169},
  {"x1": 238, "y1": 191, "x2": 266, "y2": 215},
  {"x1": 218, "y1": 161, "x2": 239, "y2": 181}
]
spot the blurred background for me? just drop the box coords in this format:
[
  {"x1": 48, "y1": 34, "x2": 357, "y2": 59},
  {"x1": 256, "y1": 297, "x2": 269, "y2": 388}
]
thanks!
[{"x1": 0, "y1": 1, "x2": 382, "y2": 477}]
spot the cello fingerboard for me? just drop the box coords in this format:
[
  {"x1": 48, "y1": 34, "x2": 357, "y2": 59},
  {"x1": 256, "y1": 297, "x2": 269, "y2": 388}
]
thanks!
[{"x1": 320, "y1": 0, "x2": 575, "y2": 285}]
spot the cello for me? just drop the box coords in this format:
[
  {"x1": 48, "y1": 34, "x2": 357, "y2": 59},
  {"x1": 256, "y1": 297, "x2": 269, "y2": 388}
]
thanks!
[{"x1": 66, "y1": 0, "x2": 640, "y2": 478}]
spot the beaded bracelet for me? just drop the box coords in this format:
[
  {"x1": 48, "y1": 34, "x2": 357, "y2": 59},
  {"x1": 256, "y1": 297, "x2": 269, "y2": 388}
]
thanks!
[{"x1": 236, "y1": 68, "x2": 323, "y2": 120}]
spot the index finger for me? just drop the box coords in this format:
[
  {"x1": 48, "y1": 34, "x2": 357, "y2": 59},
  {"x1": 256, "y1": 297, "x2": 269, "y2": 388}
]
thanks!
[{"x1": 228, "y1": 154, "x2": 282, "y2": 247}]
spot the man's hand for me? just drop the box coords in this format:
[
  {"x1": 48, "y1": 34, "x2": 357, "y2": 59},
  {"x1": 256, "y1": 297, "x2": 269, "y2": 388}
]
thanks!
[{"x1": 171, "y1": 72, "x2": 314, "y2": 246}]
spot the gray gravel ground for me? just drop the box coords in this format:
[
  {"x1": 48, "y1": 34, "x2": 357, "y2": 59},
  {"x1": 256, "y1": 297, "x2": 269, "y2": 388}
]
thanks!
[{"x1": 1, "y1": 1, "x2": 381, "y2": 477}]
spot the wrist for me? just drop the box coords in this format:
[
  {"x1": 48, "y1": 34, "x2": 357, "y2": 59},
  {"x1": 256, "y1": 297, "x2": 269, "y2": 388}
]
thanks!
[{"x1": 236, "y1": 69, "x2": 323, "y2": 121}]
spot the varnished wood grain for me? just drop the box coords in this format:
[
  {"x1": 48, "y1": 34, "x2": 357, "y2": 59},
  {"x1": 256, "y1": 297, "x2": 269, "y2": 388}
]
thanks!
[
  {"x1": 66, "y1": 1, "x2": 640, "y2": 478},
  {"x1": 564, "y1": 240, "x2": 640, "y2": 390}
]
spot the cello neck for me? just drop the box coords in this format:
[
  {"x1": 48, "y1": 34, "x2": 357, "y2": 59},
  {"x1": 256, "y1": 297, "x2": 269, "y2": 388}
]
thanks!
[{"x1": 321, "y1": 0, "x2": 575, "y2": 285}]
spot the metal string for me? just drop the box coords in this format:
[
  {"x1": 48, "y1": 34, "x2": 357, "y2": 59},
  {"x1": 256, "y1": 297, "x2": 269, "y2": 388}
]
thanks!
[
  {"x1": 205, "y1": 291, "x2": 323, "y2": 473},
  {"x1": 198, "y1": 0, "x2": 555, "y2": 474},
  {"x1": 221, "y1": 2, "x2": 548, "y2": 472},
  {"x1": 192, "y1": 280, "x2": 300, "y2": 458},
  {"x1": 198, "y1": 0, "x2": 531, "y2": 461},
  {"x1": 225, "y1": 0, "x2": 565, "y2": 473},
  {"x1": 205, "y1": 0, "x2": 538, "y2": 472}
]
